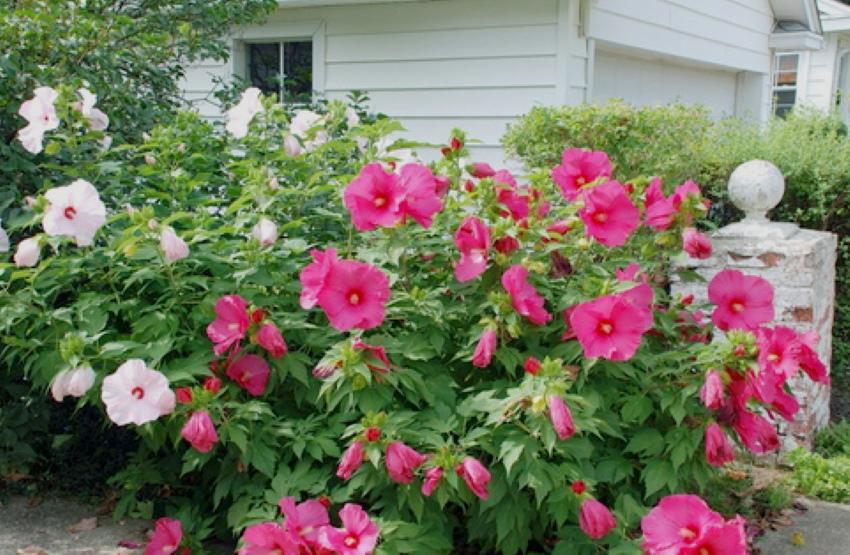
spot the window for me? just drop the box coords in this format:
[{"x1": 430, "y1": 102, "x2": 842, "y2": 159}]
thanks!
[
  {"x1": 247, "y1": 40, "x2": 313, "y2": 103},
  {"x1": 772, "y1": 52, "x2": 799, "y2": 118}
]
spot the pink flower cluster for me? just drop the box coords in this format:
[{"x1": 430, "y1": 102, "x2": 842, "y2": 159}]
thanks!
[
  {"x1": 238, "y1": 497, "x2": 378, "y2": 555},
  {"x1": 641, "y1": 494, "x2": 747, "y2": 554}
]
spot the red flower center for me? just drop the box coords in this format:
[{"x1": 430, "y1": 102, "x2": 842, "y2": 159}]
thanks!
[
  {"x1": 767, "y1": 352, "x2": 780, "y2": 362},
  {"x1": 597, "y1": 321, "x2": 614, "y2": 335},
  {"x1": 344, "y1": 535, "x2": 359, "y2": 548},
  {"x1": 64, "y1": 206, "x2": 77, "y2": 220},
  {"x1": 348, "y1": 292, "x2": 361, "y2": 305},
  {"x1": 131, "y1": 386, "x2": 145, "y2": 400},
  {"x1": 43, "y1": 114, "x2": 50, "y2": 122},
  {"x1": 576, "y1": 176, "x2": 586, "y2": 186},
  {"x1": 592, "y1": 211, "x2": 607, "y2": 224},
  {"x1": 679, "y1": 527, "x2": 698, "y2": 541},
  {"x1": 374, "y1": 196, "x2": 387, "y2": 208},
  {"x1": 730, "y1": 301, "x2": 745, "y2": 313}
]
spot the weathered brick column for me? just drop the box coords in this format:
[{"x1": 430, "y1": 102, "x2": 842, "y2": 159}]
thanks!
[{"x1": 672, "y1": 160, "x2": 837, "y2": 450}]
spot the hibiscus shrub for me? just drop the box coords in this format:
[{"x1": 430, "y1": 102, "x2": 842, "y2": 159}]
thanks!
[{"x1": 0, "y1": 85, "x2": 829, "y2": 555}]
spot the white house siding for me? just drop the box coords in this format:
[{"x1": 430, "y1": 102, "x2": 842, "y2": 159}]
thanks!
[
  {"x1": 180, "y1": 0, "x2": 592, "y2": 168},
  {"x1": 592, "y1": 49, "x2": 738, "y2": 117},
  {"x1": 803, "y1": 33, "x2": 840, "y2": 109}
]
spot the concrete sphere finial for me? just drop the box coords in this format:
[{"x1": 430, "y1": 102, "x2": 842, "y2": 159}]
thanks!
[{"x1": 727, "y1": 160, "x2": 785, "y2": 222}]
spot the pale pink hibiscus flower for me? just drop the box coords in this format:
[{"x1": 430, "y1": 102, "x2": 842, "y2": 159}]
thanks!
[
  {"x1": 708, "y1": 269, "x2": 774, "y2": 331},
  {"x1": 579, "y1": 181, "x2": 639, "y2": 247},
  {"x1": 385, "y1": 441, "x2": 426, "y2": 484},
  {"x1": 206, "y1": 294, "x2": 250, "y2": 355},
  {"x1": 18, "y1": 86, "x2": 60, "y2": 154},
  {"x1": 13, "y1": 237, "x2": 41, "y2": 267},
  {"x1": 42, "y1": 179, "x2": 107, "y2": 246},
  {"x1": 344, "y1": 163, "x2": 406, "y2": 231},
  {"x1": 501, "y1": 265, "x2": 552, "y2": 325},
  {"x1": 101, "y1": 359, "x2": 176, "y2": 426},
  {"x1": 226, "y1": 87, "x2": 263, "y2": 138},
  {"x1": 160, "y1": 226, "x2": 189, "y2": 262},
  {"x1": 454, "y1": 216, "x2": 491, "y2": 282},
  {"x1": 181, "y1": 410, "x2": 219, "y2": 453},
  {"x1": 75, "y1": 88, "x2": 109, "y2": 132},
  {"x1": 569, "y1": 290, "x2": 653, "y2": 361},
  {"x1": 251, "y1": 218, "x2": 278, "y2": 247},
  {"x1": 317, "y1": 503, "x2": 379, "y2": 555},
  {"x1": 226, "y1": 354, "x2": 270, "y2": 397},
  {"x1": 143, "y1": 517, "x2": 183, "y2": 555},
  {"x1": 551, "y1": 148, "x2": 612, "y2": 201},
  {"x1": 50, "y1": 366, "x2": 96, "y2": 402}
]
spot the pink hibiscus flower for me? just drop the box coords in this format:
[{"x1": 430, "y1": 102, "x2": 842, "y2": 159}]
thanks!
[
  {"x1": 501, "y1": 265, "x2": 552, "y2": 325},
  {"x1": 352, "y1": 337, "x2": 392, "y2": 373},
  {"x1": 708, "y1": 269, "x2": 774, "y2": 331},
  {"x1": 279, "y1": 496, "x2": 330, "y2": 547},
  {"x1": 472, "y1": 328, "x2": 497, "y2": 368},
  {"x1": 101, "y1": 359, "x2": 175, "y2": 426},
  {"x1": 226, "y1": 354, "x2": 270, "y2": 397},
  {"x1": 756, "y1": 326, "x2": 803, "y2": 380},
  {"x1": 257, "y1": 322, "x2": 288, "y2": 359},
  {"x1": 180, "y1": 410, "x2": 219, "y2": 454},
  {"x1": 569, "y1": 290, "x2": 653, "y2": 361},
  {"x1": 300, "y1": 247, "x2": 338, "y2": 309},
  {"x1": 456, "y1": 457, "x2": 491, "y2": 500},
  {"x1": 337, "y1": 441, "x2": 365, "y2": 480},
  {"x1": 454, "y1": 216, "x2": 491, "y2": 282},
  {"x1": 579, "y1": 181, "x2": 640, "y2": 247},
  {"x1": 704, "y1": 423, "x2": 735, "y2": 467},
  {"x1": 238, "y1": 522, "x2": 299, "y2": 555},
  {"x1": 644, "y1": 179, "x2": 703, "y2": 230},
  {"x1": 493, "y1": 170, "x2": 530, "y2": 220},
  {"x1": 398, "y1": 163, "x2": 443, "y2": 228},
  {"x1": 42, "y1": 179, "x2": 107, "y2": 246},
  {"x1": 344, "y1": 163, "x2": 405, "y2": 231},
  {"x1": 469, "y1": 162, "x2": 496, "y2": 178},
  {"x1": 699, "y1": 370, "x2": 725, "y2": 409},
  {"x1": 682, "y1": 227, "x2": 712, "y2": 259},
  {"x1": 579, "y1": 499, "x2": 616, "y2": 540},
  {"x1": 385, "y1": 441, "x2": 426, "y2": 484},
  {"x1": 641, "y1": 494, "x2": 746, "y2": 555},
  {"x1": 206, "y1": 294, "x2": 250, "y2": 356},
  {"x1": 547, "y1": 395, "x2": 576, "y2": 440},
  {"x1": 551, "y1": 148, "x2": 612, "y2": 201},
  {"x1": 144, "y1": 517, "x2": 183, "y2": 555},
  {"x1": 732, "y1": 409, "x2": 779, "y2": 454},
  {"x1": 421, "y1": 466, "x2": 444, "y2": 496},
  {"x1": 318, "y1": 503, "x2": 379, "y2": 555},
  {"x1": 317, "y1": 259, "x2": 390, "y2": 331}
]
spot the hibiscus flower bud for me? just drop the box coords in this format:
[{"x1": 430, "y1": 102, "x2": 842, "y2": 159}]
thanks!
[
  {"x1": 336, "y1": 441, "x2": 365, "y2": 480},
  {"x1": 365, "y1": 427, "x2": 381, "y2": 442},
  {"x1": 464, "y1": 179, "x2": 475, "y2": 192},
  {"x1": 547, "y1": 395, "x2": 576, "y2": 440},
  {"x1": 50, "y1": 366, "x2": 96, "y2": 402},
  {"x1": 579, "y1": 499, "x2": 616, "y2": 540},
  {"x1": 180, "y1": 410, "x2": 219, "y2": 453},
  {"x1": 14, "y1": 237, "x2": 41, "y2": 268},
  {"x1": 469, "y1": 162, "x2": 496, "y2": 178},
  {"x1": 144, "y1": 154, "x2": 156, "y2": 165},
  {"x1": 203, "y1": 376, "x2": 221, "y2": 394},
  {"x1": 705, "y1": 423, "x2": 735, "y2": 467},
  {"x1": 318, "y1": 495, "x2": 332, "y2": 508},
  {"x1": 421, "y1": 466, "x2": 444, "y2": 496},
  {"x1": 384, "y1": 441, "x2": 426, "y2": 484},
  {"x1": 251, "y1": 218, "x2": 278, "y2": 248},
  {"x1": 160, "y1": 226, "x2": 189, "y2": 263},
  {"x1": 450, "y1": 137, "x2": 462, "y2": 151},
  {"x1": 524, "y1": 356, "x2": 542, "y2": 376},
  {"x1": 681, "y1": 294, "x2": 694, "y2": 306},
  {"x1": 699, "y1": 371, "x2": 724, "y2": 409},
  {"x1": 571, "y1": 480, "x2": 587, "y2": 495},
  {"x1": 440, "y1": 146, "x2": 451, "y2": 157},
  {"x1": 456, "y1": 457, "x2": 491, "y2": 500},
  {"x1": 175, "y1": 387, "x2": 193, "y2": 404},
  {"x1": 471, "y1": 328, "x2": 497, "y2": 368},
  {"x1": 256, "y1": 322, "x2": 287, "y2": 359},
  {"x1": 682, "y1": 227, "x2": 712, "y2": 259}
]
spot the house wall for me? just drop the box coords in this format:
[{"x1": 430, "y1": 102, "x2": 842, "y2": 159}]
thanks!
[
  {"x1": 802, "y1": 33, "x2": 840, "y2": 110},
  {"x1": 179, "y1": 0, "x2": 780, "y2": 167}
]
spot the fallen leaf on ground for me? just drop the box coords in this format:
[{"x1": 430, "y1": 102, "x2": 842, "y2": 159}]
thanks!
[
  {"x1": 67, "y1": 516, "x2": 98, "y2": 533},
  {"x1": 16, "y1": 546, "x2": 47, "y2": 555},
  {"x1": 791, "y1": 531, "x2": 805, "y2": 546}
]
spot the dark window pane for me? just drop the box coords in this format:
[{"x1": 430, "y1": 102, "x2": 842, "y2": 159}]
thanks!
[
  {"x1": 283, "y1": 41, "x2": 313, "y2": 103},
  {"x1": 248, "y1": 43, "x2": 281, "y2": 99},
  {"x1": 774, "y1": 89, "x2": 796, "y2": 105}
]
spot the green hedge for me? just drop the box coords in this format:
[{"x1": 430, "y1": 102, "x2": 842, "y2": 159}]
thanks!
[{"x1": 504, "y1": 102, "x2": 850, "y2": 389}]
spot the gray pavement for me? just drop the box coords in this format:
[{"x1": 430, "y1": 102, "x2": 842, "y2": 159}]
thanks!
[
  {"x1": 757, "y1": 499, "x2": 850, "y2": 554},
  {"x1": 0, "y1": 496, "x2": 147, "y2": 554}
]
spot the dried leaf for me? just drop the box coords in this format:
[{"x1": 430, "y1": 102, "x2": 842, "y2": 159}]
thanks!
[
  {"x1": 16, "y1": 546, "x2": 47, "y2": 555},
  {"x1": 67, "y1": 516, "x2": 98, "y2": 533}
]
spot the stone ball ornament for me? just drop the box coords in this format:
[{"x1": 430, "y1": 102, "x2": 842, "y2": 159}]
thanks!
[{"x1": 728, "y1": 159, "x2": 785, "y2": 222}]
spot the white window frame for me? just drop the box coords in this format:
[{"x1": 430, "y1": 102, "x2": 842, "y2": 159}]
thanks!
[
  {"x1": 230, "y1": 20, "x2": 325, "y2": 101},
  {"x1": 772, "y1": 51, "x2": 801, "y2": 117}
]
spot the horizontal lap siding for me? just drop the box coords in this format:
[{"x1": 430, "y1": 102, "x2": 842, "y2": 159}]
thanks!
[
  {"x1": 589, "y1": 0, "x2": 773, "y2": 73},
  {"x1": 804, "y1": 35, "x2": 839, "y2": 110},
  {"x1": 179, "y1": 0, "x2": 561, "y2": 167}
]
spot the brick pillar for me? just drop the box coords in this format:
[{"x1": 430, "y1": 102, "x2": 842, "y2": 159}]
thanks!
[{"x1": 672, "y1": 160, "x2": 837, "y2": 450}]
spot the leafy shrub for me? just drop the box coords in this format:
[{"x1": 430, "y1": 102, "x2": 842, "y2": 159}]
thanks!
[
  {"x1": 814, "y1": 420, "x2": 850, "y2": 458},
  {"x1": 502, "y1": 100, "x2": 713, "y2": 185},
  {"x1": 0, "y1": 84, "x2": 825, "y2": 555},
  {"x1": 786, "y1": 448, "x2": 850, "y2": 503}
]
